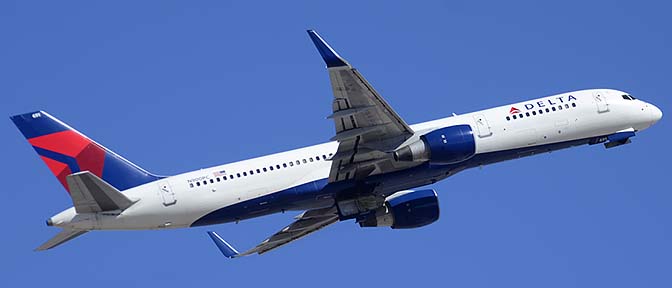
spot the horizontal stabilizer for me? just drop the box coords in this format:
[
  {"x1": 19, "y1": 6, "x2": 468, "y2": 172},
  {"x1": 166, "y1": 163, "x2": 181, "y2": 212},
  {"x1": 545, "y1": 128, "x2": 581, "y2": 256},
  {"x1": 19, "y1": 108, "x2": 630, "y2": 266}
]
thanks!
[
  {"x1": 35, "y1": 229, "x2": 87, "y2": 251},
  {"x1": 67, "y1": 171, "x2": 137, "y2": 213}
]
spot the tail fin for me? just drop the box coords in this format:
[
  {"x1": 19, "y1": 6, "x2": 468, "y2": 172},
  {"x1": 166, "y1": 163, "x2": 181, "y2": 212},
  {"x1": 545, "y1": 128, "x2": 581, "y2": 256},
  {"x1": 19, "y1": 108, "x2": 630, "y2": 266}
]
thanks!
[{"x1": 10, "y1": 111, "x2": 162, "y2": 192}]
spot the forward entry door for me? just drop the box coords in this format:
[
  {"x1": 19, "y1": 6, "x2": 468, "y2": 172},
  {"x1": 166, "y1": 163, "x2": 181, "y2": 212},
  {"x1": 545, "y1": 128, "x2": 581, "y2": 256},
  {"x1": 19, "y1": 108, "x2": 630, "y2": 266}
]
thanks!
[
  {"x1": 473, "y1": 114, "x2": 493, "y2": 137},
  {"x1": 158, "y1": 181, "x2": 176, "y2": 206},
  {"x1": 593, "y1": 91, "x2": 609, "y2": 113}
]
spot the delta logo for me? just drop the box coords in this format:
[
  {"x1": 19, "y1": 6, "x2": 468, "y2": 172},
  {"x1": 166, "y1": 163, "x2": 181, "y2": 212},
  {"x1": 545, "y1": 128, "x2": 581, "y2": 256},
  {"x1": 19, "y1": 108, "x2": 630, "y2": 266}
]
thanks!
[{"x1": 508, "y1": 94, "x2": 578, "y2": 115}]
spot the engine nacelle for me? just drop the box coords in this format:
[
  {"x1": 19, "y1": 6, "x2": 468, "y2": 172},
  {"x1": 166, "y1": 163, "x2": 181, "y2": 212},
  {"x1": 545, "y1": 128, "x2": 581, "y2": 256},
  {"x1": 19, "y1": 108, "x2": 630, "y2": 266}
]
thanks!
[
  {"x1": 394, "y1": 124, "x2": 475, "y2": 165},
  {"x1": 358, "y1": 189, "x2": 440, "y2": 229}
]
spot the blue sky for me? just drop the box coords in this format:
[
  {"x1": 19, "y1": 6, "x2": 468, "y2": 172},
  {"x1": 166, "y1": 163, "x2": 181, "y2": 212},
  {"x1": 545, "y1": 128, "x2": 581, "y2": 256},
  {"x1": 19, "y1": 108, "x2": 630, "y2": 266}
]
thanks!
[{"x1": 1, "y1": 1, "x2": 670, "y2": 287}]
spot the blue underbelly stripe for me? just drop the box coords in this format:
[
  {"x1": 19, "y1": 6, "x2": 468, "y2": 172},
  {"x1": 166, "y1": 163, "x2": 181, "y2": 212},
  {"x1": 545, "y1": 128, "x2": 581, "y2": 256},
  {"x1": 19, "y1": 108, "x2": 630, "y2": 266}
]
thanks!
[
  {"x1": 191, "y1": 135, "x2": 602, "y2": 227},
  {"x1": 191, "y1": 178, "x2": 330, "y2": 227}
]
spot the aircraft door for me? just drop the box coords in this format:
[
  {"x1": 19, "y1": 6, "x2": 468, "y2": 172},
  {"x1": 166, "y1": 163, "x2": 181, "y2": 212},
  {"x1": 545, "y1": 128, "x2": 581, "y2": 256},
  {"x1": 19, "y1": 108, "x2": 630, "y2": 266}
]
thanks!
[
  {"x1": 593, "y1": 91, "x2": 609, "y2": 113},
  {"x1": 158, "y1": 181, "x2": 177, "y2": 206},
  {"x1": 473, "y1": 114, "x2": 493, "y2": 138}
]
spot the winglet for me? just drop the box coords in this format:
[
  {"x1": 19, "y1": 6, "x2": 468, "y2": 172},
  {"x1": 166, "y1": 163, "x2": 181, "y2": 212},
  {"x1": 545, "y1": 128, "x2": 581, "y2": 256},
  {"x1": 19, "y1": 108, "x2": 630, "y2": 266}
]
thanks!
[
  {"x1": 307, "y1": 30, "x2": 350, "y2": 68},
  {"x1": 207, "y1": 231, "x2": 240, "y2": 258}
]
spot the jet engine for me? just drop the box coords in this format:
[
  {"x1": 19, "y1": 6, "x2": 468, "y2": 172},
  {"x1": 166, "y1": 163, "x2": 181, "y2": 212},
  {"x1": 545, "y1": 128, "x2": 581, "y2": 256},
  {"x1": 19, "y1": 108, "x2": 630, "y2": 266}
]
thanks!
[
  {"x1": 358, "y1": 189, "x2": 440, "y2": 229},
  {"x1": 394, "y1": 124, "x2": 475, "y2": 165}
]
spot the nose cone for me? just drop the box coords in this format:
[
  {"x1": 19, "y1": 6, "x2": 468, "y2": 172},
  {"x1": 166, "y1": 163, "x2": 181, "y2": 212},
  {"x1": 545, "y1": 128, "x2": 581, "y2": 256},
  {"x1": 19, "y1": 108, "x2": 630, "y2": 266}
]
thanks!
[{"x1": 651, "y1": 104, "x2": 663, "y2": 125}]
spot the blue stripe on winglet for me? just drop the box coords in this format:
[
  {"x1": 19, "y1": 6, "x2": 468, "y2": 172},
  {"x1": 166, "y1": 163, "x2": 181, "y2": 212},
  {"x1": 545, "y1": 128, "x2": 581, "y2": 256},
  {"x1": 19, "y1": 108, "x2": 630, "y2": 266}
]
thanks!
[
  {"x1": 307, "y1": 30, "x2": 349, "y2": 68},
  {"x1": 207, "y1": 231, "x2": 240, "y2": 258}
]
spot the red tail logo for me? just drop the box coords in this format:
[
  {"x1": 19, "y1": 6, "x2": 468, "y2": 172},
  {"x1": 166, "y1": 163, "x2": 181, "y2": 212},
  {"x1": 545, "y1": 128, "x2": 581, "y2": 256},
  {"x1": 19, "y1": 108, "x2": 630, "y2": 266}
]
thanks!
[
  {"x1": 509, "y1": 107, "x2": 521, "y2": 114},
  {"x1": 28, "y1": 131, "x2": 105, "y2": 192}
]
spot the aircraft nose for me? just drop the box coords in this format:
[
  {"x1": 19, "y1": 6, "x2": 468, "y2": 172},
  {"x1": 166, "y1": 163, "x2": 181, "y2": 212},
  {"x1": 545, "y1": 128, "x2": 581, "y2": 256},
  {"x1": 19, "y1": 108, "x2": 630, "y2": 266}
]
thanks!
[{"x1": 650, "y1": 104, "x2": 663, "y2": 124}]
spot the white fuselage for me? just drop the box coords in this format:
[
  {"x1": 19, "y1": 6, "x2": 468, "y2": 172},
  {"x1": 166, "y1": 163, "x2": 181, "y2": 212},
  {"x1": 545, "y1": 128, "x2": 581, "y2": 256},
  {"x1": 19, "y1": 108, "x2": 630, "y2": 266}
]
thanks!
[{"x1": 49, "y1": 89, "x2": 662, "y2": 230}]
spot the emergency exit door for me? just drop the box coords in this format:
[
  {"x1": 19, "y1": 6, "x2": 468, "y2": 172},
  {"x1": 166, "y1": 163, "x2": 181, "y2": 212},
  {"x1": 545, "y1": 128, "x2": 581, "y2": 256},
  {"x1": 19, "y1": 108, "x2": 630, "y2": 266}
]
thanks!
[
  {"x1": 158, "y1": 181, "x2": 176, "y2": 206},
  {"x1": 473, "y1": 114, "x2": 493, "y2": 137}
]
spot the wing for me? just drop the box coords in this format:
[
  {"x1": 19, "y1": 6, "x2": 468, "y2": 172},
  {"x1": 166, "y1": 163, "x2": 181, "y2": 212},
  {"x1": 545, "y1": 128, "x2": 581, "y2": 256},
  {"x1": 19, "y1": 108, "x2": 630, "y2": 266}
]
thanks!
[
  {"x1": 208, "y1": 206, "x2": 339, "y2": 258},
  {"x1": 307, "y1": 30, "x2": 416, "y2": 182}
]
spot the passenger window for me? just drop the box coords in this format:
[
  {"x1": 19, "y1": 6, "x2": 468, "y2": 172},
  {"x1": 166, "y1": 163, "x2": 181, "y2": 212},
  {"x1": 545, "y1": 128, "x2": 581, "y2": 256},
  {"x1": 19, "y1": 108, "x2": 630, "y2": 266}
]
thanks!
[
  {"x1": 289, "y1": 162, "x2": 294, "y2": 167},
  {"x1": 223, "y1": 175, "x2": 228, "y2": 180},
  {"x1": 506, "y1": 116, "x2": 510, "y2": 121},
  {"x1": 525, "y1": 112, "x2": 530, "y2": 117},
  {"x1": 276, "y1": 164, "x2": 281, "y2": 169},
  {"x1": 244, "y1": 172, "x2": 248, "y2": 176},
  {"x1": 513, "y1": 114, "x2": 517, "y2": 119},
  {"x1": 309, "y1": 157, "x2": 314, "y2": 162},
  {"x1": 210, "y1": 179, "x2": 214, "y2": 184},
  {"x1": 545, "y1": 108, "x2": 550, "y2": 113},
  {"x1": 196, "y1": 182, "x2": 201, "y2": 187},
  {"x1": 302, "y1": 159, "x2": 307, "y2": 164},
  {"x1": 250, "y1": 170, "x2": 254, "y2": 175},
  {"x1": 283, "y1": 163, "x2": 288, "y2": 168},
  {"x1": 329, "y1": 153, "x2": 333, "y2": 157},
  {"x1": 551, "y1": 107, "x2": 556, "y2": 111},
  {"x1": 315, "y1": 156, "x2": 320, "y2": 161},
  {"x1": 539, "y1": 109, "x2": 543, "y2": 114},
  {"x1": 263, "y1": 167, "x2": 267, "y2": 172},
  {"x1": 558, "y1": 105, "x2": 563, "y2": 110},
  {"x1": 256, "y1": 169, "x2": 261, "y2": 173},
  {"x1": 237, "y1": 173, "x2": 241, "y2": 178},
  {"x1": 190, "y1": 183, "x2": 194, "y2": 188},
  {"x1": 296, "y1": 160, "x2": 301, "y2": 165},
  {"x1": 572, "y1": 103, "x2": 576, "y2": 107},
  {"x1": 216, "y1": 177, "x2": 220, "y2": 182},
  {"x1": 269, "y1": 166, "x2": 274, "y2": 171},
  {"x1": 532, "y1": 111, "x2": 537, "y2": 116},
  {"x1": 565, "y1": 104, "x2": 570, "y2": 109},
  {"x1": 203, "y1": 181, "x2": 207, "y2": 185},
  {"x1": 322, "y1": 155, "x2": 327, "y2": 160}
]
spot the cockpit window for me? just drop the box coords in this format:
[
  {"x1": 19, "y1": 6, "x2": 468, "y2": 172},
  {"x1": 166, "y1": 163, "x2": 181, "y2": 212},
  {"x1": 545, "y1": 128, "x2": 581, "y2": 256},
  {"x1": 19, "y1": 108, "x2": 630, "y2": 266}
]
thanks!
[
  {"x1": 628, "y1": 94, "x2": 636, "y2": 100},
  {"x1": 622, "y1": 94, "x2": 636, "y2": 100}
]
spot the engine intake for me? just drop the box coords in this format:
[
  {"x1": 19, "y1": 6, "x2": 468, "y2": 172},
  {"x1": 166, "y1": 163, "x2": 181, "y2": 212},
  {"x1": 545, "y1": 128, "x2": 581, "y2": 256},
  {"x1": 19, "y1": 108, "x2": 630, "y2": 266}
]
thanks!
[
  {"x1": 394, "y1": 124, "x2": 475, "y2": 165},
  {"x1": 358, "y1": 189, "x2": 440, "y2": 229}
]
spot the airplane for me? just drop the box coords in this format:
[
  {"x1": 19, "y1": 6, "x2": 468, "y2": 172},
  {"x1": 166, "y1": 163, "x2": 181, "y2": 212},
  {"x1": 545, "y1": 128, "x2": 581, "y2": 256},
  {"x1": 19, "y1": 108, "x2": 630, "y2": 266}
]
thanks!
[{"x1": 10, "y1": 30, "x2": 662, "y2": 258}]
